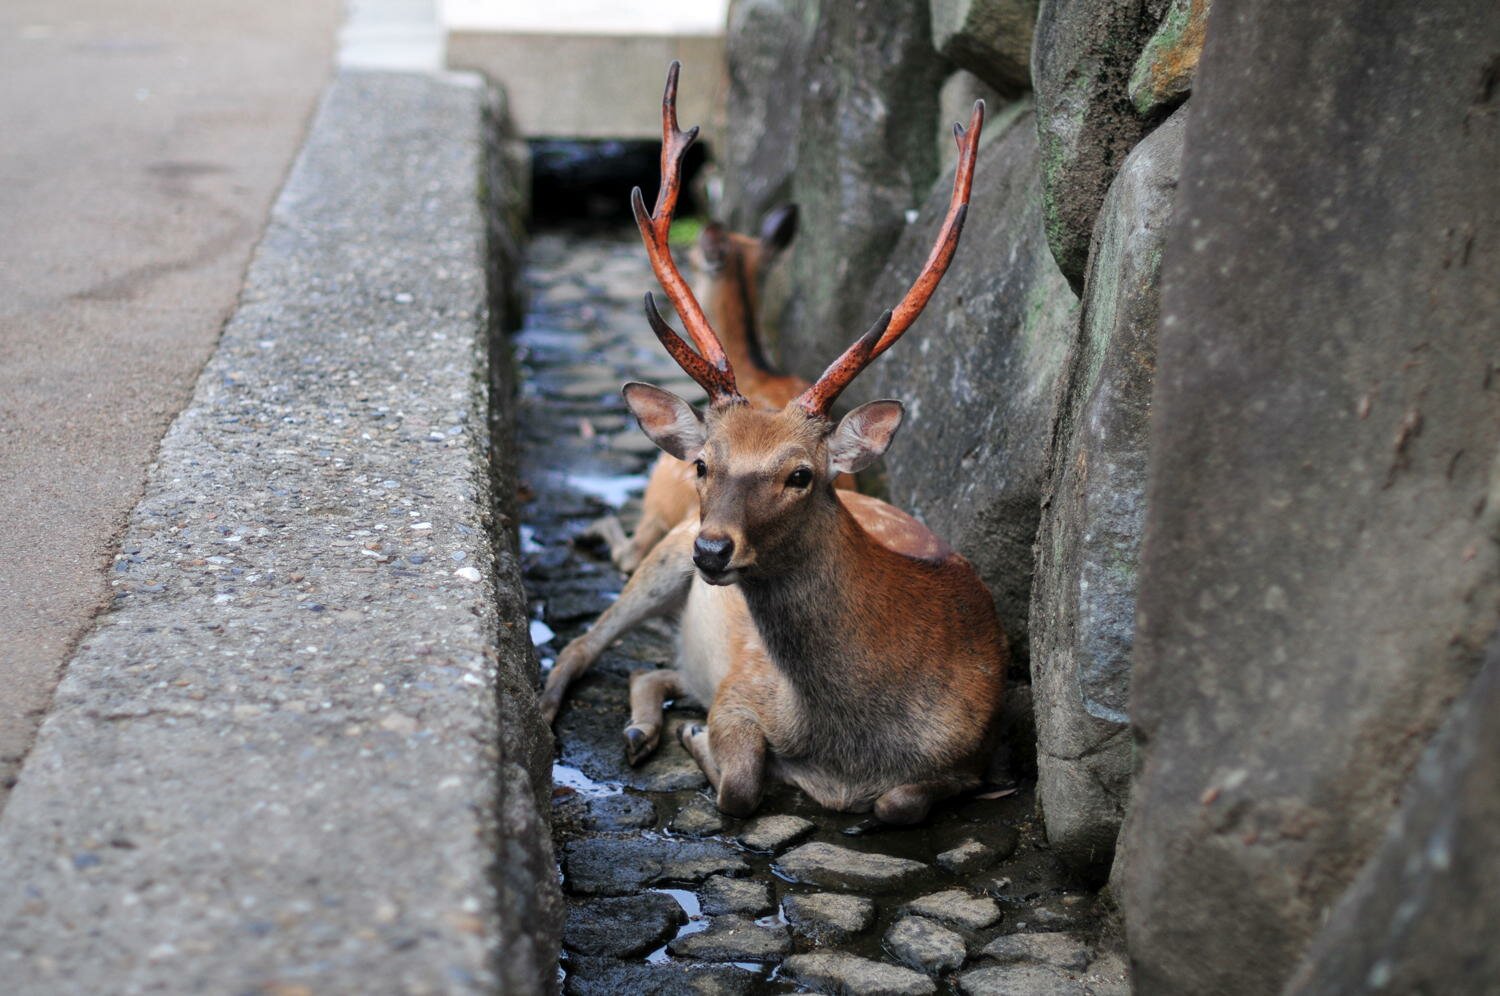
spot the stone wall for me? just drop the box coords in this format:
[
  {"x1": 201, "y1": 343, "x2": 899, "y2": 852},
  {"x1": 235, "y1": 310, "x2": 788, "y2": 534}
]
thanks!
[{"x1": 719, "y1": 0, "x2": 1497, "y2": 989}]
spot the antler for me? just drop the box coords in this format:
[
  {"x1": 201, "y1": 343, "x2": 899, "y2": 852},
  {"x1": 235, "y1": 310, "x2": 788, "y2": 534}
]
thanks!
[
  {"x1": 796, "y1": 99, "x2": 986, "y2": 418},
  {"x1": 632, "y1": 62, "x2": 744, "y2": 406}
]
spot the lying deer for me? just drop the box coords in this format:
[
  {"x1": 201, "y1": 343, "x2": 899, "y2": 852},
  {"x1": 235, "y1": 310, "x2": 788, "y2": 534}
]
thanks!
[
  {"x1": 540, "y1": 63, "x2": 1005, "y2": 824},
  {"x1": 592, "y1": 204, "x2": 856, "y2": 573}
]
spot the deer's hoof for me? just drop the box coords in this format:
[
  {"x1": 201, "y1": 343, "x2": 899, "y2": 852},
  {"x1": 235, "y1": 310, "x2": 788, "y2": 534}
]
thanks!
[{"x1": 623, "y1": 723, "x2": 661, "y2": 766}]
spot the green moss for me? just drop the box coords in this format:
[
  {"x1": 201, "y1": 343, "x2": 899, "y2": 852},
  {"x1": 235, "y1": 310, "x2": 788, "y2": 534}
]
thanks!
[{"x1": 668, "y1": 216, "x2": 707, "y2": 249}]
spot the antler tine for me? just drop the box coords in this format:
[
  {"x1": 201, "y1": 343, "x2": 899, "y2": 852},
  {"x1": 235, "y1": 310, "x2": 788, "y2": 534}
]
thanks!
[
  {"x1": 795, "y1": 99, "x2": 985, "y2": 417},
  {"x1": 643, "y1": 293, "x2": 740, "y2": 400},
  {"x1": 631, "y1": 61, "x2": 742, "y2": 405}
]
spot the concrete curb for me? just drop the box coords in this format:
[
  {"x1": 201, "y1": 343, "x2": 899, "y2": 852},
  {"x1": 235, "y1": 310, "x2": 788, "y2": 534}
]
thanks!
[{"x1": 0, "y1": 70, "x2": 560, "y2": 994}]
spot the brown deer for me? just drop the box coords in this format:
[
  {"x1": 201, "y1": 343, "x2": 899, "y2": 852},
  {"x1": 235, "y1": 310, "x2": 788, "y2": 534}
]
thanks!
[
  {"x1": 592, "y1": 203, "x2": 856, "y2": 573},
  {"x1": 540, "y1": 63, "x2": 1005, "y2": 824}
]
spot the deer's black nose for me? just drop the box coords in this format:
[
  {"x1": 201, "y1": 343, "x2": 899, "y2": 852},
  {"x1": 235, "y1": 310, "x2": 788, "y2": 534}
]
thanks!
[{"x1": 693, "y1": 534, "x2": 735, "y2": 574}]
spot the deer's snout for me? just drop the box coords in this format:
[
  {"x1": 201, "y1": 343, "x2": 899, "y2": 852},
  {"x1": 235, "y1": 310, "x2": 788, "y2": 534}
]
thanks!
[{"x1": 693, "y1": 533, "x2": 735, "y2": 576}]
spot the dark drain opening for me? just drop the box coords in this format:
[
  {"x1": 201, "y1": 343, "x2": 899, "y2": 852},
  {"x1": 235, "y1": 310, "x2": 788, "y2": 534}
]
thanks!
[{"x1": 528, "y1": 139, "x2": 711, "y2": 224}]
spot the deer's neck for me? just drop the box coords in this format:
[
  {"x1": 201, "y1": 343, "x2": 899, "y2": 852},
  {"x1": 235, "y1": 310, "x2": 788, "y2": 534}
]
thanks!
[
  {"x1": 738, "y1": 500, "x2": 877, "y2": 690},
  {"x1": 709, "y1": 254, "x2": 780, "y2": 377}
]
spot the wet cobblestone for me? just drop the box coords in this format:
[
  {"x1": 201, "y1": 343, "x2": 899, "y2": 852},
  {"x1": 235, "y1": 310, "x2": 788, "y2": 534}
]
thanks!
[{"x1": 513, "y1": 227, "x2": 1126, "y2": 994}]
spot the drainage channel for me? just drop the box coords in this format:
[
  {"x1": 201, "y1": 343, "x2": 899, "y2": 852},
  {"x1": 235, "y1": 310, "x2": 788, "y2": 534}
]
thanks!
[{"x1": 512, "y1": 225, "x2": 1116, "y2": 995}]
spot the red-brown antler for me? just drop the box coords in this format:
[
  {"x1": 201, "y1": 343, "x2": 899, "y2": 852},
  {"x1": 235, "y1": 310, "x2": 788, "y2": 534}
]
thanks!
[
  {"x1": 632, "y1": 62, "x2": 743, "y2": 406},
  {"x1": 796, "y1": 99, "x2": 986, "y2": 418}
]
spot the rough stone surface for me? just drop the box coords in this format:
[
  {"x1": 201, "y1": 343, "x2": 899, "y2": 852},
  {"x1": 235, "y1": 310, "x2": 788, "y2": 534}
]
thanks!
[
  {"x1": 699, "y1": 875, "x2": 774, "y2": 916},
  {"x1": 783, "y1": 951, "x2": 939, "y2": 996},
  {"x1": 0, "y1": 71, "x2": 559, "y2": 995},
  {"x1": 667, "y1": 915, "x2": 792, "y2": 962},
  {"x1": 1030, "y1": 105, "x2": 1187, "y2": 880},
  {"x1": 776, "y1": 842, "x2": 929, "y2": 892},
  {"x1": 720, "y1": 0, "x2": 819, "y2": 233},
  {"x1": 958, "y1": 961, "x2": 1088, "y2": 994},
  {"x1": 1283, "y1": 650, "x2": 1500, "y2": 995},
  {"x1": 582, "y1": 792, "x2": 657, "y2": 831},
  {"x1": 564, "y1": 956, "x2": 755, "y2": 996},
  {"x1": 783, "y1": 892, "x2": 876, "y2": 943},
  {"x1": 1031, "y1": 0, "x2": 1166, "y2": 290},
  {"x1": 770, "y1": 0, "x2": 951, "y2": 379},
  {"x1": 670, "y1": 795, "x2": 727, "y2": 837},
  {"x1": 930, "y1": 0, "x2": 1037, "y2": 95},
  {"x1": 1127, "y1": 0, "x2": 1209, "y2": 115},
  {"x1": 736, "y1": 814, "x2": 815, "y2": 853},
  {"x1": 936, "y1": 838, "x2": 1000, "y2": 875},
  {"x1": 1116, "y1": 2, "x2": 1500, "y2": 993},
  {"x1": 563, "y1": 893, "x2": 686, "y2": 957},
  {"x1": 562, "y1": 837, "x2": 749, "y2": 896},
  {"x1": 864, "y1": 106, "x2": 1080, "y2": 664},
  {"x1": 904, "y1": 889, "x2": 1003, "y2": 931},
  {"x1": 886, "y1": 915, "x2": 969, "y2": 975},
  {"x1": 982, "y1": 932, "x2": 1092, "y2": 971}
]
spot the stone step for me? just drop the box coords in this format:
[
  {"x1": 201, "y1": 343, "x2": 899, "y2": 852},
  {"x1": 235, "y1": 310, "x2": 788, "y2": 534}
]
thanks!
[{"x1": 0, "y1": 70, "x2": 558, "y2": 995}]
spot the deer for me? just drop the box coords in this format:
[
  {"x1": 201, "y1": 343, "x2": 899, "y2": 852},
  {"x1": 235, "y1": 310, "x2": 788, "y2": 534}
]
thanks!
[
  {"x1": 590, "y1": 203, "x2": 857, "y2": 574},
  {"x1": 539, "y1": 62, "x2": 1005, "y2": 825}
]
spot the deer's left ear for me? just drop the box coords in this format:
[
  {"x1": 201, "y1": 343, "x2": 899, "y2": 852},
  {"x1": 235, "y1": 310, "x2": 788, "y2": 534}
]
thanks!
[
  {"x1": 622, "y1": 382, "x2": 707, "y2": 461},
  {"x1": 828, "y1": 400, "x2": 904, "y2": 475}
]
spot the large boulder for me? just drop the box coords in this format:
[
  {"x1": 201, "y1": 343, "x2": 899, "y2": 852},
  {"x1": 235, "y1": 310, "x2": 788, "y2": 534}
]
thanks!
[
  {"x1": 929, "y1": 0, "x2": 1039, "y2": 97},
  {"x1": 1030, "y1": 105, "x2": 1187, "y2": 882},
  {"x1": 1116, "y1": 1, "x2": 1500, "y2": 993},
  {"x1": 1283, "y1": 646, "x2": 1500, "y2": 995},
  {"x1": 720, "y1": 0, "x2": 820, "y2": 233},
  {"x1": 1031, "y1": 0, "x2": 1166, "y2": 292},
  {"x1": 771, "y1": 0, "x2": 951, "y2": 377},
  {"x1": 863, "y1": 105, "x2": 1080, "y2": 666}
]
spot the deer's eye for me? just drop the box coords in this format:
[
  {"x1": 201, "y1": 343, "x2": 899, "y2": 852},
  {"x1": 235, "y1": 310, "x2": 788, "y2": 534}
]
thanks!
[
  {"x1": 785, "y1": 468, "x2": 813, "y2": 489},
  {"x1": 694, "y1": 458, "x2": 707, "y2": 479}
]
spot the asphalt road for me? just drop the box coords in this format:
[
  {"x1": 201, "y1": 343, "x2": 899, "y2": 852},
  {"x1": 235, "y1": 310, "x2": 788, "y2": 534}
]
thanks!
[{"x1": 0, "y1": 0, "x2": 340, "y2": 805}]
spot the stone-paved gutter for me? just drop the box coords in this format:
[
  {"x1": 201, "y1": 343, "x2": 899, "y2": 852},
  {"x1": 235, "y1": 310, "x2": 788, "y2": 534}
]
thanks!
[
  {"x1": 0, "y1": 71, "x2": 559, "y2": 994},
  {"x1": 516, "y1": 229, "x2": 1130, "y2": 996}
]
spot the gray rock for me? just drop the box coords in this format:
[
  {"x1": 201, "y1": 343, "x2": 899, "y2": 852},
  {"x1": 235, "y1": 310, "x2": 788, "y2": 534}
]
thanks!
[
  {"x1": 670, "y1": 795, "x2": 726, "y2": 837},
  {"x1": 1284, "y1": 652, "x2": 1500, "y2": 994},
  {"x1": 930, "y1": 0, "x2": 1037, "y2": 95},
  {"x1": 1029, "y1": 105, "x2": 1188, "y2": 880},
  {"x1": 699, "y1": 875, "x2": 774, "y2": 916},
  {"x1": 776, "y1": 842, "x2": 929, "y2": 893},
  {"x1": 935, "y1": 839, "x2": 999, "y2": 875},
  {"x1": 1126, "y1": 0, "x2": 1210, "y2": 115},
  {"x1": 562, "y1": 838, "x2": 749, "y2": 896},
  {"x1": 885, "y1": 916, "x2": 968, "y2": 975},
  {"x1": 783, "y1": 952, "x2": 938, "y2": 996},
  {"x1": 783, "y1": 892, "x2": 876, "y2": 943},
  {"x1": 1031, "y1": 0, "x2": 1166, "y2": 290},
  {"x1": 667, "y1": 915, "x2": 791, "y2": 962},
  {"x1": 864, "y1": 107, "x2": 1080, "y2": 662},
  {"x1": 770, "y1": 0, "x2": 950, "y2": 380},
  {"x1": 958, "y1": 961, "x2": 1087, "y2": 995},
  {"x1": 563, "y1": 893, "x2": 686, "y2": 957},
  {"x1": 735, "y1": 814, "x2": 815, "y2": 853},
  {"x1": 582, "y1": 792, "x2": 657, "y2": 831},
  {"x1": 564, "y1": 956, "x2": 754, "y2": 996},
  {"x1": 905, "y1": 889, "x2": 1002, "y2": 931},
  {"x1": 981, "y1": 932, "x2": 1092, "y2": 972},
  {"x1": 720, "y1": 0, "x2": 818, "y2": 233},
  {"x1": 1116, "y1": 1, "x2": 1500, "y2": 992}
]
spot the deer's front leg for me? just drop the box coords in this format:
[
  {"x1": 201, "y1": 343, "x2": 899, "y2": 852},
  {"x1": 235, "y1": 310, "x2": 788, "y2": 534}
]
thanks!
[
  {"x1": 679, "y1": 706, "x2": 768, "y2": 818},
  {"x1": 624, "y1": 668, "x2": 681, "y2": 765},
  {"x1": 538, "y1": 523, "x2": 696, "y2": 724}
]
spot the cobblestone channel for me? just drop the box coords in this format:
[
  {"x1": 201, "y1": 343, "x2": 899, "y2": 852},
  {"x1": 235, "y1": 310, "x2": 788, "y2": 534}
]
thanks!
[{"x1": 513, "y1": 228, "x2": 1128, "y2": 995}]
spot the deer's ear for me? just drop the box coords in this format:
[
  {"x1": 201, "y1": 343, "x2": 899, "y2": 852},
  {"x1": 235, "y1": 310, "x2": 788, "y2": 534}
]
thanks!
[
  {"x1": 758, "y1": 203, "x2": 798, "y2": 253},
  {"x1": 828, "y1": 400, "x2": 904, "y2": 475},
  {"x1": 623, "y1": 383, "x2": 706, "y2": 461}
]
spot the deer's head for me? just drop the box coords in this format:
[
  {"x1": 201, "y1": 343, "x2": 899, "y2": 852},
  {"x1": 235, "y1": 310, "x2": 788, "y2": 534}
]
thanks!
[{"x1": 624, "y1": 63, "x2": 982, "y2": 585}]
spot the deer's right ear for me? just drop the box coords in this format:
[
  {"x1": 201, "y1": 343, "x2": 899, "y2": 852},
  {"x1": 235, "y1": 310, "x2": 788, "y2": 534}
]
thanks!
[{"x1": 622, "y1": 383, "x2": 707, "y2": 461}]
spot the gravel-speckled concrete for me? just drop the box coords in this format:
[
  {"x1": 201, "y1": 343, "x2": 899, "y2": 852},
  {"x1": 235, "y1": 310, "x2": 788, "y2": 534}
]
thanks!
[{"x1": 0, "y1": 70, "x2": 559, "y2": 995}]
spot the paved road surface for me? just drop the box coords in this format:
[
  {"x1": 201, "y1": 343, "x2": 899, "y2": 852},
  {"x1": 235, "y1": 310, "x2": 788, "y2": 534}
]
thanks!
[{"x1": 0, "y1": 0, "x2": 340, "y2": 805}]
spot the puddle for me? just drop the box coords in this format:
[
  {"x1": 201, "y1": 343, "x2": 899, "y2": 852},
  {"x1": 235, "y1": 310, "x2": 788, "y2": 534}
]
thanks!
[
  {"x1": 529, "y1": 619, "x2": 556, "y2": 647},
  {"x1": 552, "y1": 763, "x2": 621, "y2": 799},
  {"x1": 645, "y1": 887, "x2": 709, "y2": 965},
  {"x1": 563, "y1": 472, "x2": 648, "y2": 508}
]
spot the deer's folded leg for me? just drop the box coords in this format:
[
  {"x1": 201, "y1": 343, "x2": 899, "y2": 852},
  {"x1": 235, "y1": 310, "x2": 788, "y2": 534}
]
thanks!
[
  {"x1": 538, "y1": 523, "x2": 696, "y2": 724},
  {"x1": 624, "y1": 668, "x2": 682, "y2": 765},
  {"x1": 872, "y1": 775, "x2": 981, "y2": 826}
]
